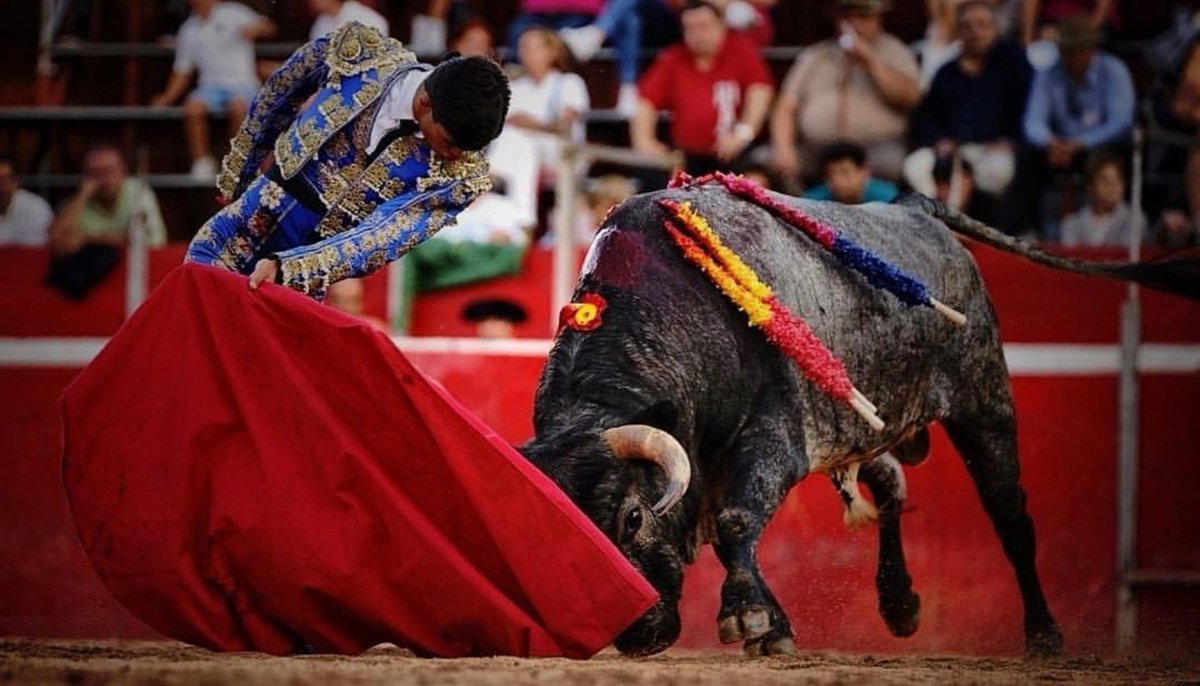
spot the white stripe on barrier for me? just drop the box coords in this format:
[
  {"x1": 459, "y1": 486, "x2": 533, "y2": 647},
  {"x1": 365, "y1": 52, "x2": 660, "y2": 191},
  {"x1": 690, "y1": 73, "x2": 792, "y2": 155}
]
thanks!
[{"x1": 0, "y1": 337, "x2": 1197, "y2": 374}]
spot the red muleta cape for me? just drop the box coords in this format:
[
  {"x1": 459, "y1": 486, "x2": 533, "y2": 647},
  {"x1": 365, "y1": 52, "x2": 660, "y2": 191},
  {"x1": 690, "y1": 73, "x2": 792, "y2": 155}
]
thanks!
[{"x1": 60, "y1": 264, "x2": 657, "y2": 658}]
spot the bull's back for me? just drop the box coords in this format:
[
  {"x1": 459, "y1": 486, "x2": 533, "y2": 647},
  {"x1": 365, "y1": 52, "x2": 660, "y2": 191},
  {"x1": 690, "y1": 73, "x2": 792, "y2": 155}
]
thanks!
[{"x1": 584, "y1": 186, "x2": 1004, "y2": 460}]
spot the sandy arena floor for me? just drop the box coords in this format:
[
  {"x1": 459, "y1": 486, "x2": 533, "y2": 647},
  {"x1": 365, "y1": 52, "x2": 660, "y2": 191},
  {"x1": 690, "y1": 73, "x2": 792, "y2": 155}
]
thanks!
[{"x1": 3, "y1": 640, "x2": 1199, "y2": 685}]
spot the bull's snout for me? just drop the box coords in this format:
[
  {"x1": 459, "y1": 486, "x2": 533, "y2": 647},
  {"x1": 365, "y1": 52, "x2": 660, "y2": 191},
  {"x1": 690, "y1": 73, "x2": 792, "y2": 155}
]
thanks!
[{"x1": 613, "y1": 600, "x2": 681, "y2": 657}]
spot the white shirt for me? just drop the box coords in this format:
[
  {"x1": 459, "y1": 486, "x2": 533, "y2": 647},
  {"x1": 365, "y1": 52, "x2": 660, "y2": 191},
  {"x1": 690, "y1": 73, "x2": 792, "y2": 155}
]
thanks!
[
  {"x1": 310, "y1": 1, "x2": 390, "y2": 41},
  {"x1": 0, "y1": 188, "x2": 53, "y2": 246},
  {"x1": 174, "y1": 2, "x2": 264, "y2": 88},
  {"x1": 508, "y1": 70, "x2": 590, "y2": 143},
  {"x1": 369, "y1": 69, "x2": 430, "y2": 154}
]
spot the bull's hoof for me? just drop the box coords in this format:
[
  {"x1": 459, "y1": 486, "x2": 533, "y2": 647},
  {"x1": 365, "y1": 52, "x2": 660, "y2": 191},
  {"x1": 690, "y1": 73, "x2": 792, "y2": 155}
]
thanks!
[
  {"x1": 744, "y1": 635, "x2": 798, "y2": 658},
  {"x1": 1025, "y1": 624, "x2": 1064, "y2": 659},
  {"x1": 718, "y1": 615, "x2": 743, "y2": 643},
  {"x1": 718, "y1": 608, "x2": 772, "y2": 643},
  {"x1": 880, "y1": 590, "x2": 921, "y2": 638}
]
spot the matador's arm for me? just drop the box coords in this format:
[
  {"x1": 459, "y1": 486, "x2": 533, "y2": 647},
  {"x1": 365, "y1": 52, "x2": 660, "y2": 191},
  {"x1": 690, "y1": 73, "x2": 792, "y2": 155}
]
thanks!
[{"x1": 271, "y1": 153, "x2": 491, "y2": 299}]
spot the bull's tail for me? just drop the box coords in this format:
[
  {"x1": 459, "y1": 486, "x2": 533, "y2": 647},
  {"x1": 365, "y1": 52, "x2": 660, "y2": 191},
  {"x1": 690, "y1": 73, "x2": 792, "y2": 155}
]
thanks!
[{"x1": 897, "y1": 193, "x2": 1200, "y2": 301}]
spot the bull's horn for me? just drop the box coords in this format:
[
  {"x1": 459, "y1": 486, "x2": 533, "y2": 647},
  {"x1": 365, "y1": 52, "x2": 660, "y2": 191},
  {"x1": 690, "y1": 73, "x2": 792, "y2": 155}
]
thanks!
[{"x1": 602, "y1": 425, "x2": 691, "y2": 516}]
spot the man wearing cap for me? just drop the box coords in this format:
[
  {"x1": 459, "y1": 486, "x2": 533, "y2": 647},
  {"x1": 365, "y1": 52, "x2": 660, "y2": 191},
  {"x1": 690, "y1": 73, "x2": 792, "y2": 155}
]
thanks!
[
  {"x1": 186, "y1": 21, "x2": 511, "y2": 300},
  {"x1": 768, "y1": 0, "x2": 920, "y2": 188},
  {"x1": 1023, "y1": 14, "x2": 1134, "y2": 170}
]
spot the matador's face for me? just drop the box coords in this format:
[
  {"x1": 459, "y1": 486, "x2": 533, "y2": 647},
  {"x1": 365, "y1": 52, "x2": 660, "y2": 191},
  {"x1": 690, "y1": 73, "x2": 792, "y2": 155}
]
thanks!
[{"x1": 413, "y1": 86, "x2": 464, "y2": 161}]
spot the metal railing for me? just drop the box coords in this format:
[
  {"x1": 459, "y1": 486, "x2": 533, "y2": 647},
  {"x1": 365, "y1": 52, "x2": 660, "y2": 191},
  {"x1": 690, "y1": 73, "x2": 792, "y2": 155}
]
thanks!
[{"x1": 550, "y1": 142, "x2": 682, "y2": 334}]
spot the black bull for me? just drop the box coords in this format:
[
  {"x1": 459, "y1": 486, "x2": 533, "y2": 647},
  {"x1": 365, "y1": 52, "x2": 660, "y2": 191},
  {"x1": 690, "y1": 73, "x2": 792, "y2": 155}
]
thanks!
[{"x1": 519, "y1": 184, "x2": 1195, "y2": 658}]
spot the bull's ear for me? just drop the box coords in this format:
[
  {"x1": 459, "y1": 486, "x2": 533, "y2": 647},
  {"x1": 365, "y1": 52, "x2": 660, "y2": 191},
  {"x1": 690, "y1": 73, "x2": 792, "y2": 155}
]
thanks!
[{"x1": 626, "y1": 401, "x2": 678, "y2": 435}]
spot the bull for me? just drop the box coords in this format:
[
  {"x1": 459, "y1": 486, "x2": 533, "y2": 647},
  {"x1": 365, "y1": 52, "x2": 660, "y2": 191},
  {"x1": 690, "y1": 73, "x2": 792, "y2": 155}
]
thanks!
[{"x1": 519, "y1": 181, "x2": 1196, "y2": 658}]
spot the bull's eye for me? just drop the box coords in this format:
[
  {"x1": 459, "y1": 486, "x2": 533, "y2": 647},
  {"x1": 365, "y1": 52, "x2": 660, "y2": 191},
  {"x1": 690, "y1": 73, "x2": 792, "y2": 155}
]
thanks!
[{"x1": 623, "y1": 507, "x2": 644, "y2": 536}]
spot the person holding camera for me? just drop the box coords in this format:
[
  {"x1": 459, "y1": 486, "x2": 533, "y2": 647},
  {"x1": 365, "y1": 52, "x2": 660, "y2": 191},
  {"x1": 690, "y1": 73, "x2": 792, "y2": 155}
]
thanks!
[{"x1": 768, "y1": 0, "x2": 919, "y2": 190}]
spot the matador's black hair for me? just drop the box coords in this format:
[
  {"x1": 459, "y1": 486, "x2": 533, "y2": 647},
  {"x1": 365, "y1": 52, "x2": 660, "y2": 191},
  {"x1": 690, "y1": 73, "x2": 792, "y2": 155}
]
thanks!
[{"x1": 424, "y1": 55, "x2": 510, "y2": 152}]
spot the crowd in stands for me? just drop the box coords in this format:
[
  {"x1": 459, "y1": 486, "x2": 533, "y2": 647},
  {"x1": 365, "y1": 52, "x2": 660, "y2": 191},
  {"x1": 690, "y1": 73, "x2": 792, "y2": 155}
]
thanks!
[{"x1": 3, "y1": 0, "x2": 1199, "y2": 307}]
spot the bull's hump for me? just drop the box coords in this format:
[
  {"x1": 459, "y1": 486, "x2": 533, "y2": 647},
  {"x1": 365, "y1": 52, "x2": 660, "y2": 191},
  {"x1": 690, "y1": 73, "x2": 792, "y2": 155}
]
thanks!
[{"x1": 580, "y1": 226, "x2": 648, "y2": 289}]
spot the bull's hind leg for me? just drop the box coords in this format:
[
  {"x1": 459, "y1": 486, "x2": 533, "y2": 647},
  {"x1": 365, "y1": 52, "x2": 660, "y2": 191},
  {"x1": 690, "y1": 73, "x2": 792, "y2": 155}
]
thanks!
[
  {"x1": 712, "y1": 425, "x2": 802, "y2": 657},
  {"x1": 859, "y1": 454, "x2": 922, "y2": 638},
  {"x1": 942, "y1": 403, "x2": 1063, "y2": 658}
]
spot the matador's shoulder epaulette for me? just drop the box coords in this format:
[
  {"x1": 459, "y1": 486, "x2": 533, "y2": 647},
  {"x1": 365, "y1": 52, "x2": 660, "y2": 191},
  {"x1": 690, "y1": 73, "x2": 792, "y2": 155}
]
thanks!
[{"x1": 326, "y1": 21, "x2": 415, "y2": 78}]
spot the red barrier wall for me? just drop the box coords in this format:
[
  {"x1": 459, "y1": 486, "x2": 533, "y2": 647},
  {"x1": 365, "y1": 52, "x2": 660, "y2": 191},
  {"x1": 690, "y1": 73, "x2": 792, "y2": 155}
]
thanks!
[{"x1": 1, "y1": 245, "x2": 1197, "y2": 657}]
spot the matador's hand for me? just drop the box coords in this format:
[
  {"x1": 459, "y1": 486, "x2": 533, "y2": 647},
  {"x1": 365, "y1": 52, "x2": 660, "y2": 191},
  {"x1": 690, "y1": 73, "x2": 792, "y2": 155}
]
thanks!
[{"x1": 248, "y1": 258, "x2": 279, "y2": 291}]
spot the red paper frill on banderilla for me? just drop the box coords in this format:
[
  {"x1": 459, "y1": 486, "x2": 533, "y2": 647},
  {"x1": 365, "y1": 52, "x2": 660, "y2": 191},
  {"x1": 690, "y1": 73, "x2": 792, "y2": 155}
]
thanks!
[{"x1": 60, "y1": 264, "x2": 657, "y2": 658}]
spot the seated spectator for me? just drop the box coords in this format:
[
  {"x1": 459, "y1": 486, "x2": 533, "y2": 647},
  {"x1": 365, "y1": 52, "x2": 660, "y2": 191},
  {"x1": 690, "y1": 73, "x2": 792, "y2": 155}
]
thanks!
[
  {"x1": 463, "y1": 298, "x2": 528, "y2": 339},
  {"x1": 917, "y1": 0, "x2": 962, "y2": 91},
  {"x1": 803, "y1": 142, "x2": 899, "y2": 204},
  {"x1": 150, "y1": 0, "x2": 276, "y2": 180},
  {"x1": 509, "y1": 1, "x2": 603, "y2": 52},
  {"x1": 488, "y1": 25, "x2": 590, "y2": 229},
  {"x1": 1060, "y1": 152, "x2": 1145, "y2": 247},
  {"x1": 904, "y1": 0, "x2": 1032, "y2": 223},
  {"x1": 558, "y1": 173, "x2": 639, "y2": 245},
  {"x1": 449, "y1": 17, "x2": 496, "y2": 57},
  {"x1": 0, "y1": 155, "x2": 53, "y2": 246},
  {"x1": 551, "y1": 0, "x2": 647, "y2": 114},
  {"x1": 740, "y1": 162, "x2": 779, "y2": 190},
  {"x1": 632, "y1": 1, "x2": 774, "y2": 176},
  {"x1": 409, "y1": 0, "x2": 474, "y2": 56},
  {"x1": 769, "y1": 0, "x2": 920, "y2": 188},
  {"x1": 405, "y1": 182, "x2": 530, "y2": 293},
  {"x1": 1023, "y1": 15, "x2": 1133, "y2": 171},
  {"x1": 309, "y1": 0, "x2": 388, "y2": 40},
  {"x1": 1164, "y1": 35, "x2": 1200, "y2": 241},
  {"x1": 1020, "y1": 0, "x2": 1117, "y2": 46},
  {"x1": 46, "y1": 144, "x2": 167, "y2": 299}
]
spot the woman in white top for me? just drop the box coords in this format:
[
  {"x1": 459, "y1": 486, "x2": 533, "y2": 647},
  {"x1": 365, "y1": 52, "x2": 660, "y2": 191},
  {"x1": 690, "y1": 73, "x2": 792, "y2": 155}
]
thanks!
[
  {"x1": 489, "y1": 26, "x2": 591, "y2": 228},
  {"x1": 308, "y1": 0, "x2": 389, "y2": 41}
]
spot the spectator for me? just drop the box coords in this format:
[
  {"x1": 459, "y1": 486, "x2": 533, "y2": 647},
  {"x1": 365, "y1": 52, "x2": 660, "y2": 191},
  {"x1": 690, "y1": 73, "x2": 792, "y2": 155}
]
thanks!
[
  {"x1": 1162, "y1": 35, "x2": 1200, "y2": 242},
  {"x1": 509, "y1": 1, "x2": 638, "y2": 113},
  {"x1": 560, "y1": 173, "x2": 638, "y2": 245},
  {"x1": 769, "y1": 0, "x2": 920, "y2": 187},
  {"x1": 916, "y1": 0, "x2": 962, "y2": 91},
  {"x1": 1023, "y1": 15, "x2": 1133, "y2": 171},
  {"x1": 409, "y1": 0, "x2": 474, "y2": 56},
  {"x1": 905, "y1": 0, "x2": 1032, "y2": 220},
  {"x1": 0, "y1": 155, "x2": 53, "y2": 246},
  {"x1": 150, "y1": 0, "x2": 276, "y2": 180},
  {"x1": 740, "y1": 162, "x2": 779, "y2": 190},
  {"x1": 803, "y1": 142, "x2": 899, "y2": 204},
  {"x1": 463, "y1": 298, "x2": 528, "y2": 339},
  {"x1": 632, "y1": 1, "x2": 774, "y2": 176},
  {"x1": 46, "y1": 144, "x2": 167, "y2": 299},
  {"x1": 309, "y1": 0, "x2": 388, "y2": 40},
  {"x1": 449, "y1": 17, "x2": 496, "y2": 57},
  {"x1": 488, "y1": 25, "x2": 590, "y2": 229},
  {"x1": 1020, "y1": 0, "x2": 1116, "y2": 46},
  {"x1": 1060, "y1": 152, "x2": 1145, "y2": 247}
]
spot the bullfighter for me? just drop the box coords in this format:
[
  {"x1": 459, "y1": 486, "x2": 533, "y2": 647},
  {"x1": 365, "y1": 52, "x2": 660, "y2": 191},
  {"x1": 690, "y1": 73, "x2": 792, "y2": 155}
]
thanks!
[{"x1": 185, "y1": 21, "x2": 510, "y2": 299}]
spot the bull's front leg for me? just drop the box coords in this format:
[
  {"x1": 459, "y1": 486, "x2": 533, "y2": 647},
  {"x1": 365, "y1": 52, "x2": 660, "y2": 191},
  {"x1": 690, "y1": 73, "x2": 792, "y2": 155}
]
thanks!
[{"x1": 712, "y1": 431, "x2": 803, "y2": 657}]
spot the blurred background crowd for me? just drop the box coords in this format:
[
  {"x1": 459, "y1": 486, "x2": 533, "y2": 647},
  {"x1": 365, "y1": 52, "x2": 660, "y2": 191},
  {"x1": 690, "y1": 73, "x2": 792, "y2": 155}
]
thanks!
[{"x1": 1, "y1": 0, "x2": 1197, "y2": 321}]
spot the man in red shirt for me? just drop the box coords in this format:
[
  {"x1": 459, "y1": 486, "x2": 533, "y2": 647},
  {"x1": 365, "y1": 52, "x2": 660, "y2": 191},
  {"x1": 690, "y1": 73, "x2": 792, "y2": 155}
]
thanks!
[{"x1": 631, "y1": 0, "x2": 775, "y2": 175}]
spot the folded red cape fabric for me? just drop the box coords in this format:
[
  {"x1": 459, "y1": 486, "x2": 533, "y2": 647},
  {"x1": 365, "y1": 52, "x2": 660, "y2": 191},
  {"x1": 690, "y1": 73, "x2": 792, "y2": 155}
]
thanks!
[{"x1": 60, "y1": 264, "x2": 657, "y2": 658}]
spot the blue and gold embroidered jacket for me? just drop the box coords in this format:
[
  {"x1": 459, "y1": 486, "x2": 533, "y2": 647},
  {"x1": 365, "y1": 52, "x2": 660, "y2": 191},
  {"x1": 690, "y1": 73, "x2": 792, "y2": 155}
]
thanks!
[{"x1": 216, "y1": 22, "x2": 492, "y2": 295}]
